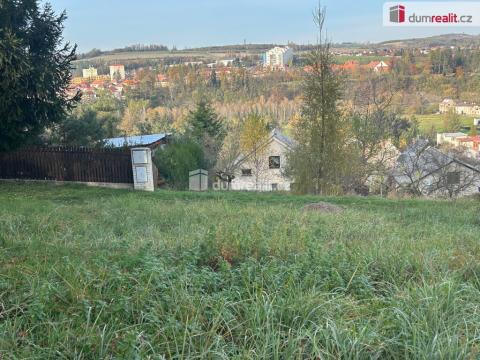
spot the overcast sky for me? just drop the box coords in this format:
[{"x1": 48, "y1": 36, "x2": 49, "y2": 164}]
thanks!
[{"x1": 45, "y1": 0, "x2": 480, "y2": 52}]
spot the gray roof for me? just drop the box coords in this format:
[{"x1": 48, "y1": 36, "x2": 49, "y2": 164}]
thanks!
[
  {"x1": 392, "y1": 140, "x2": 480, "y2": 181},
  {"x1": 104, "y1": 133, "x2": 168, "y2": 148},
  {"x1": 272, "y1": 128, "x2": 295, "y2": 148}
]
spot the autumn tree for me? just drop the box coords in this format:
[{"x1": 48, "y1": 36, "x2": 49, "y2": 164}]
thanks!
[
  {"x1": 0, "y1": 0, "x2": 80, "y2": 151},
  {"x1": 119, "y1": 99, "x2": 149, "y2": 135},
  {"x1": 239, "y1": 113, "x2": 270, "y2": 190}
]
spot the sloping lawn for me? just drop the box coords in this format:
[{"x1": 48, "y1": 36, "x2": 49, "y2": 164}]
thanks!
[
  {"x1": 416, "y1": 113, "x2": 474, "y2": 133},
  {"x1": 1, "y1": 182, "x2": 480, "y2": 358}
]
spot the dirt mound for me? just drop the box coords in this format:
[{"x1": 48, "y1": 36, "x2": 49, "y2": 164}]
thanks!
[{"x1": 302, "y1": 202, "x2": 343, "y2": 213}]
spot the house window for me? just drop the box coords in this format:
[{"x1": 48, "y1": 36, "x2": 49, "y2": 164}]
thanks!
[
  {"x1": 271, "y1": 183, "x2": 278, "y2": 191},
  {"x1": 241, "y1": 169, "x2": 252, "y2": 177},
  {"x1": 269, "y1": 156, "x2": 281, "y2": 169},
  {"x1": 446, "y1": 172, "x2": 460, "y2": 185}
]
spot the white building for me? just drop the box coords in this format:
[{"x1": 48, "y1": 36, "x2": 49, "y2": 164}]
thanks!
[
  {"x1": 230, "y1": 129, "x2": 294, "y2": 191},
  {"x1": 264, "y1": 47, "x2": 293, "y2": 69},
  {"x1": 439, "y1": 98, "x2": 480, "y2": 116},
  {"x1": 437, "y1": 132, "x2": 467, "y2": 146},
  {"x1": 82, "y1": 67, "x2": 98, "y2": 79},
  {"x1": 109, "y1": 64, "x2": 126, "y2": 81}
]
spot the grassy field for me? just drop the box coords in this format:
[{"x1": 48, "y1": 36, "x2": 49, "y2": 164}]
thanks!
[
  {"x1": 415, "y1": 113, "x2": 474, "y2": 133},
  {"x1": 1, "y1": 182, "x2": 480, "y2": 358},
  {"x1": 73, "y1": 49, "x2": 263, "y2": 64}
]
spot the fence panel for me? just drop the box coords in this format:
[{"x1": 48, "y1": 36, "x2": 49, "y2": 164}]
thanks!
[{"x1": 0, "y1": 146, "x2": 133, "y2": 184}]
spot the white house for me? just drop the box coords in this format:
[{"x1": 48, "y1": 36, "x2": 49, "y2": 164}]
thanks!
[
  {"x1": 436, "y1": 132, "x2": 467, "y2": 146},
  {"x1": 264, "y1": 47, "x2": 293, "y2": 69},
  {"x1": 439, "y1": 98, "x2": 480, "y2": 116},
  {"x1": 391, "y1": 140, "x2": 480, "y2": 198},
  {"x1": 230, "y1": 129, "x2": 294, "y2": 191}
]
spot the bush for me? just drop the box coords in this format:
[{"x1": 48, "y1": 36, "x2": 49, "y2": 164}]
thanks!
[{"x1": 153, "y1": 136, "x2": 205, "y2": 189}]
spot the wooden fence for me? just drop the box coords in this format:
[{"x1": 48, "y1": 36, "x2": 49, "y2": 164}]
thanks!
[{"x1": 0, "y1": 146, "x2": 133, "y2": 184}]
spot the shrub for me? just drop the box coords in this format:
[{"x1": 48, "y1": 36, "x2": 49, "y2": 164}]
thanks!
[{"x1": 153, "y1": 136, "x2": 205, "y2": 189}]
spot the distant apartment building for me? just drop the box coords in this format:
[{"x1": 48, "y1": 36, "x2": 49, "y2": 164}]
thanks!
[
  {"x1": 264, "y1": 46, "x2": 293, "y2": 69},
  {"x1": 82, "y1": 67, "x2": 98, "y2": 79},
  {"x1": 439, "y1": 98, "x2": 480, "y2": 116},
  {"x1": 109, "y1": 64, "x2": 126, "y2": 81}
]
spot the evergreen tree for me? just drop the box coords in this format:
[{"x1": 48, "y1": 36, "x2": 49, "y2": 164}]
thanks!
[
  {"x1": 187, "y1": 99, "x2": 224, "y2": 168},
  {"x1": 51, "y1": 109, "x2": 106, "y2": 147},
  {"x1": 209, "y1": 69, "x2": 218, "y2": 88},
  {"x1": 0, "y1": 0, "x2": 79, "y2": 151},
  {"x1": 187, "y1": 99, "x2": 222, "y2": 139},
  {"x1": 288, "y1": 5, "x2": 346, "y2": 194}
]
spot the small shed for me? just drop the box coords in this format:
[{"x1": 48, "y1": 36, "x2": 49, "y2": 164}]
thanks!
[{"x1": 189, "y1": 169, "x2": 208, "y2": 191}]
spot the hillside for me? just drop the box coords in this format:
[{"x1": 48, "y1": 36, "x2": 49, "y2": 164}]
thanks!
[
  {"x1": 75, "y1": 33, "x2": 480, "y2": 63},
  {"x1": 377, "y1": 33, "x2": 480, "y2": 48},
  {"x1": 1, "y1": 182, "x2": 480, "y2": 358}
]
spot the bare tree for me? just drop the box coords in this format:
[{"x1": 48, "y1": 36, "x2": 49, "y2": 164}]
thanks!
[
  {"x1": 215, "y1": 122, "x2": 242, "y2": 189},
  {"x1": 392, "y1": 141, "x2": 480, "y2": 198}
]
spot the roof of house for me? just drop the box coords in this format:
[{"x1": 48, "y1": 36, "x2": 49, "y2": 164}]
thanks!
[
  {"x1": 271, "y1": 128, "x2": 295, "y2": 148},
  {"x1": 104, "y1": 133, "x2": 169, "y2": 148},
  {"x1": 457, "y1": 135, "x2": 480, "y2": 143},
  {"x1": 441, "y1": 98, "x2": 456, "y2": 104},
  {"x1": 439, "y1": 132, "x2": 467, "y2": 138},
  {"x1": 392, "y1": 140, "x2": 480, "y2": 182},
  {"x1": 233, "y1": 129, "x2": 294, "y2": 167}
]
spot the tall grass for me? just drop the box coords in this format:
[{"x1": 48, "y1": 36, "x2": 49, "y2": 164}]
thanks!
[{"x1": 1, "y1": 182, "x2": 480, "y2": 358}]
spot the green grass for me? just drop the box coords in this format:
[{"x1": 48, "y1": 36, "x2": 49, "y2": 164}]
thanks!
[
  {"x1": 415, "y1": 114, "x2": 474, "y2": 133},
  {"x1": 1, "y1": 182, "x2": 480, "y2": 358}
]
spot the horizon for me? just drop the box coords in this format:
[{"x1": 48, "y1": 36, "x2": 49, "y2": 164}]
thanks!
[
  {"x1": 76, "y1": 32, "x2": 476, "y2": 54},
  {"x1": 45, "y1": 0, "x2": 480, "y2": 53}
]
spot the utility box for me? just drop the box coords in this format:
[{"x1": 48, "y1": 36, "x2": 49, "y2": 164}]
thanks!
[
  {"x1": 189, "y1": 169, "x2": 208, "y2": 191},
  {"x1": 131, "y1": 147, "x2": 155, "y2": 191}
]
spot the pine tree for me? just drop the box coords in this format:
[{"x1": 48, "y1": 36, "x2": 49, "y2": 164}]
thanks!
[
  {"x1": 187, "y1": 99, "x2": 224, "y2": 168},
  {"x1": 0, "y1": 0, "x2": 80, "y2": 151},
  {"x1": 187, "y1": 99, "x2": 223, "y2": 140}
]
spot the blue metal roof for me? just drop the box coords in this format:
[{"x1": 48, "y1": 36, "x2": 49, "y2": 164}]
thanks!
[{"x1": 103, "y1": 133, "x2": 168, "y2": 148}]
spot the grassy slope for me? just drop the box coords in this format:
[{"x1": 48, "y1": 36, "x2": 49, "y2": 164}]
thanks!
[
  {"x1": 1, "y1": 183, "x2": 480, "y2": 358},
  {"x1": 416, "y1": 113, "x2": 474, "y2": 133}
]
